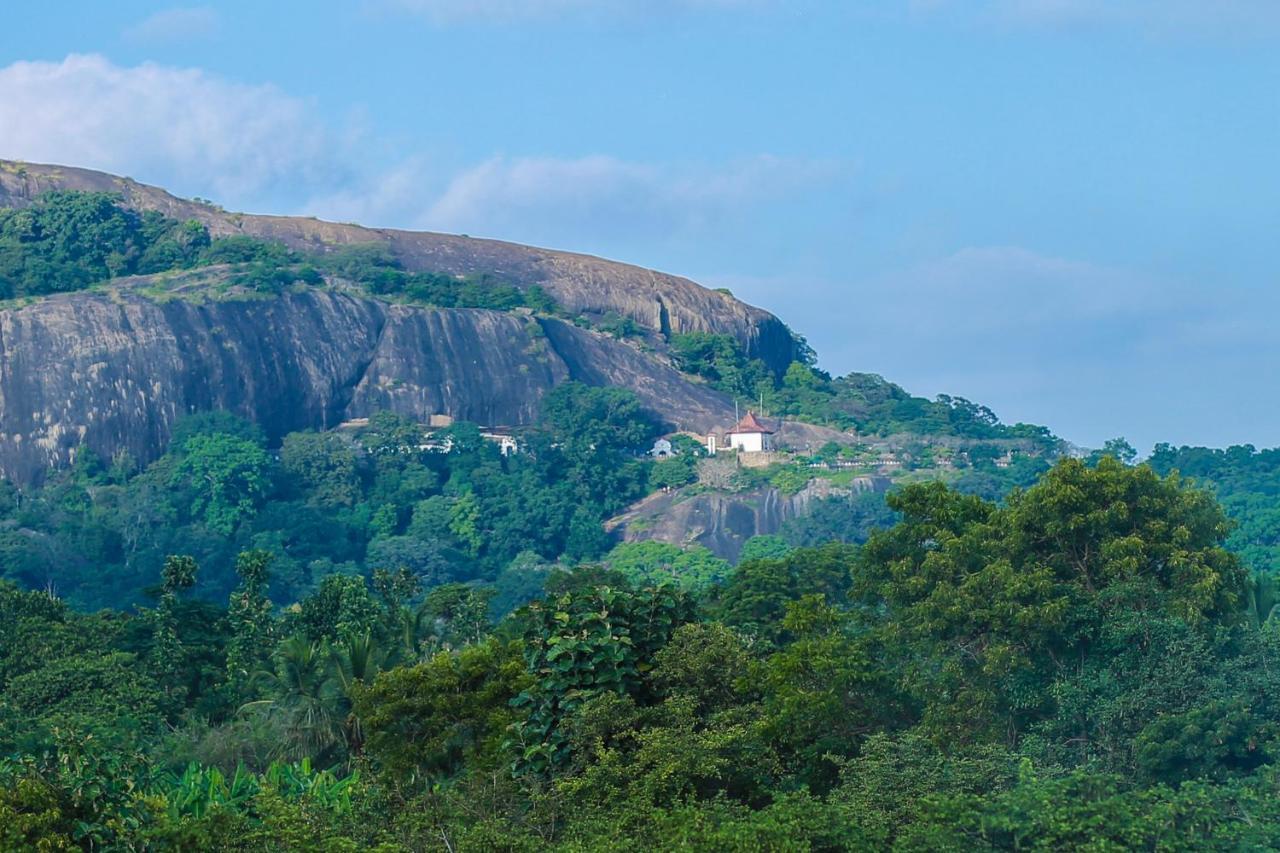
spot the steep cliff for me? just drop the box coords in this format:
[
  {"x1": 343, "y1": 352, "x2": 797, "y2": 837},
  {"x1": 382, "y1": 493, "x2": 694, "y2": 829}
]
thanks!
[
  {"x1": 0, "y1": 160, "x2": 798, "y2": 373},
  {"x1": 0, "y1": 278, "x2": 736, "y2": 485},
  {"x1": 608, "y1": 477, "x2": 888, "y2": 562}
]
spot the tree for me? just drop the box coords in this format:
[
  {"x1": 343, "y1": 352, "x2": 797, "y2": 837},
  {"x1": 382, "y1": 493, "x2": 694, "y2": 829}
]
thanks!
[
  {"x1": 152, "y1": 555, "x2": 198, "y2": 699},
  {"x1": 757, "y1": 596, "x2": 908, "y2": 790},
  {"x1": 448, "y1": 491, "x2": 484, "y2": 556},
  {"x1": 173, "y1": 434, "x2": 271, "y2": 535},
  {"x1": 420, "y1": 583, "x2": 494, "y2": 648},
  {"x1": 539, "y1": 381, "x2": 660, "y2": 458},
  {"x1": 169, "y1": 411, "x2": 266, "y2": 450},
  {"x1": 292, "y1": 574, "x2": 381, "y2": 644},
  {"x1": 712, "y1": 544, "x2": 855, "y2": 645},
  {"x1": 353, "y1": 639, "x2": 530, "y2": 782},
  {"x1": 668, "y1": 332, "x2": 773, "y2": 400},
  {"x1": 738, "y1": 535, "x2": 793, "y2": 563},
  {"x1": 650, "y1": 622, "x2": 753, "y2": 718},
  {"x1": 280, "y1": 432, "x2": 360, "y2": 509},
  {"x1": 365, "y1": 535, "x2": 462, "y2": 586},
  {"x1": 1087, "y1": 436, "x2": 1139, "y2": 467},
  {"x1": 241, "y1": 636, "x2": 346, "y2": 763},
  {"x1": 563, "y1": 508, "x2": 613, "y2": 562},
  {"x1": 508, "y1": 585, "x2": 695, "y2": 776},
  {"x1": 601, "y1": 541, "x2": 731, "y2": 592},
  {"x1": 649, "y1": 456, "x2": 697, "y2": 492},
  {"x1": 226, "y1": 550, "x2": 275, "y2": 692},
  {"x1": 854, "y1": 459, "x2": 1247, "y2": 747}
]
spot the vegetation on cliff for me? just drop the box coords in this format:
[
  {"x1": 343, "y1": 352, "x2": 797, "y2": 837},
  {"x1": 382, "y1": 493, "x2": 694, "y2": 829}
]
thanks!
[
  {"x1": 0, "y1": 190, "x2": 557, "y2": 313},
  {"x1": 670, "y1": 329, "x2": 1059, "y2": 450}
]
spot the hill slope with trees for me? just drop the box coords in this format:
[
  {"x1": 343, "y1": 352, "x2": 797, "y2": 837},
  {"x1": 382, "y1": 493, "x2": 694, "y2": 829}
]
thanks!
[{"x1": 5, "y1": 172, "x2": 1280, "y2": 850}]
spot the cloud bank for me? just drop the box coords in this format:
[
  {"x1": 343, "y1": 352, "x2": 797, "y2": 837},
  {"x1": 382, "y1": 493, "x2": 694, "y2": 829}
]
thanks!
[
  {"x1": 413, "y1": 154, "x2": 839, "y2": 244},
  {"x1": 0, "y1": 55, "x2": 830, "y2": 255},
  {"x1": 0, "y1": 55, "x2": 341, "y2": 204}
]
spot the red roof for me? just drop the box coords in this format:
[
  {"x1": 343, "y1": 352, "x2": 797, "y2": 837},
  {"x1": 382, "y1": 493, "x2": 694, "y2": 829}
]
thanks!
[{"x1": 730, "y1": 411, "x2": 774, "y2": 434}]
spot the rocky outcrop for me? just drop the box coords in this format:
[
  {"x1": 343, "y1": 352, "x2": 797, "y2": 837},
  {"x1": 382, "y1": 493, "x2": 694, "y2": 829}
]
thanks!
[
  {"x1": 608, "y1": 477, "x2": 888, "y2": 562},
  {"x1": 0, "y1": 160, "x2": 799, "y2": 374},
  {"x1": 0, "y1": 281, "x2": 735, "y2": 485}
]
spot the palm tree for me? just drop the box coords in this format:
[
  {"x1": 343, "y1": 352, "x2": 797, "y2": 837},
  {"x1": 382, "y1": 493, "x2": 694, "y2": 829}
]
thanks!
[
  {"x1": 241, "y1": 635, "x2": 346, "y2": 763},
  {"x1": 1245, "y1": 572, "x2": 1279, "y2": 628},
  {"x1": 327, "y1": 630, "x2": 392, "y2": 756},
  {"x1": 385, "y1": 601, "x2": 438, "y2": 664}
]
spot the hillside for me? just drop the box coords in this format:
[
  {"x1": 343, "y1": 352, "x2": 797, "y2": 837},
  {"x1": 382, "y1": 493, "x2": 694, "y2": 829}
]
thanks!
[
  {"x1": 0, "y1": 167, "x2": 1065, "y2": 612},
  {"x1": 5, "y1": 166, "x2": 1280, "y2": 852},
  {"x1": 0, "y1": 160, "x2": 798, "y2": 371},
  {"x1": 0, "y1": 275, "x2": 735, "y2": 485},
  {"x1": 0, "y1": 162, "x2": 817, "y2": 483}
]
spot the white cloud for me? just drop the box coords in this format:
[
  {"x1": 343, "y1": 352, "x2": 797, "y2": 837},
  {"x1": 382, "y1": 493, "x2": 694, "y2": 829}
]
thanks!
[
  {"x1": 123, "y1": 7, "x2": 220, "y2": 43},
  {"x1": 0, "y1": 54, "x2": 346, "y2": 205},
  {"x1": 307, "y1": 155, "x2": 441, "y2": 227},
  {"x1": 377, "y1": 0, "x2": 770, "y2": 24},
  {"x1": 410, "y1": 153, "x2": 839, "y2": 245},
  {"x1": 0, "y1": 55, "x2": 832, "y2": 256}
]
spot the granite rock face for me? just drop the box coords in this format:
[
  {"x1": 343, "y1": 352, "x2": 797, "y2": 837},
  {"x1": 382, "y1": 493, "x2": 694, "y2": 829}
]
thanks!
[
  {"x1": 608, "y1": 477, "x2": 889, "y2": 562},
  {"x1": 0, "y1": 284, "x2": 735, "y2": 485},
  {"x1": 0, "y1": 160, "x2": 799, "y2": 374}
]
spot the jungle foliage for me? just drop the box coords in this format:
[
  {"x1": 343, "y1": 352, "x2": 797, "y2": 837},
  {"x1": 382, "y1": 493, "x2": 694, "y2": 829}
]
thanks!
[
  {"x1": 0, "y1": 382, "x2": 659, "y2": 611},
  {"x1": 1149, "y1": 443, "x2": 1280, "y2": 576},
  {"x1": 7, "y1": 459, "x2": 1280, "y2": 849}
]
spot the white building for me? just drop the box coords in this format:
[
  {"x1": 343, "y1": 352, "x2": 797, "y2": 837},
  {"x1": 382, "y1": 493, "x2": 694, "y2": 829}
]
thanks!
[
  {"x1": 726, "y1": 411, "x2": 775, "y2": 453},
  {"x1": 649, "y1": 438, "x2": 675, "y2": 457},
  {"x1": 481, "y1": 432, "x2": 519, "y2": 456}
]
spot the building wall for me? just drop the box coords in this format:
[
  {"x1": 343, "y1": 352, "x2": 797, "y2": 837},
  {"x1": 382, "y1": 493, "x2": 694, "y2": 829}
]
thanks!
[
  {"x1": 738, "y1": 450, "x2": 784, "y2": 469},
  {"x1": 728, "y1": 431, "x2": 773, "y2": 453}
]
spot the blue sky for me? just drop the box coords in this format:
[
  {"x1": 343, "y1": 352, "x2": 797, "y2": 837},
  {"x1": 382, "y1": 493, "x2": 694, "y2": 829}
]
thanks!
[{"x1": 2, "y1": 1, "x2": 1277, "y2": 453}]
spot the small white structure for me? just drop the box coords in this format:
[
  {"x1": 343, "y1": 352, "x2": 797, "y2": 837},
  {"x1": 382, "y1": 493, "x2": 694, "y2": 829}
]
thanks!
[
  {"x1": 481, "y1": 432, "x2": 519, "y2": 456},
  {"x1": 726, "y1": 411, "x2": 775, "y2": 454},
  {"x1": 706, "y1": 433, "x2": 719, "y2": 456},
  {"x1": 649, "y1": 438, "x2": 675, "y2": 458}
]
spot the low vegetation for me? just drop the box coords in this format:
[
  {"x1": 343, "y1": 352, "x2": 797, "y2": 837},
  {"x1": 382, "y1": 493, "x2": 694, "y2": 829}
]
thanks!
[{"x1": 0, "y1": 190, "x2": 557, "y2": 313}]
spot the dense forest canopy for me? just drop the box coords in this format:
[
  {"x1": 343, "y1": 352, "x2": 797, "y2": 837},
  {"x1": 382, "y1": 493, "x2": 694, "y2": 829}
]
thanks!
[
  {"x1": 1149, "y1": 443, "x2": 1280, "y2": 575},
  {"x1": 0, "y1": 383, "x2": 663, "y2": 611},
  {"x1": 6, "y1": 459, "x2": 1280, "y2": 849}
]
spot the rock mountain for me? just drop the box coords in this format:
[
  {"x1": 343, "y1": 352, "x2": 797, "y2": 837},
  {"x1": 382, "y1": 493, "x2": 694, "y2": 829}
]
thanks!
[{"x1": 0, "y1": 161, "x2": 801, "y2": 484}]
